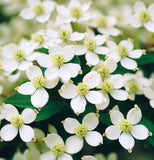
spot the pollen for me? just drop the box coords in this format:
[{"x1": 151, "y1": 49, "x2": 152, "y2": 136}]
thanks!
[
  {"x1": 126, "y1": 80, "x2": 140, "y2": 93},
  {"x1": 58, "y1": 29, "x2": 71, "y2": 39},
  {"x1": 50, "y1": 143, "x2": 65, "y2": 156},
  {"x1": 12, "y1": 49, "x2": 26, "y2": 62},
  {"x1": 139, "y1": 10, "x2": 151, "y2": 22},
  {"x1": 101, "y1": 81, "x2": 114, "y2": 93},
  {"x1": 33, "y1": 3, "x2": 45, "y2": 15},
  {"x1": 119, "y1": 119, "x2": 132, "y2": 132},
  {"x1": 84, "y1": 38, "x2": 97, "y2": 50},
  {"x1": 11, "y1": 114, "x2": 24, "y2": 127},
  {"x1": 94, "y1": 64, "x2": 110, "y2": 77},
  {"x1": 74, "y1": 124, "x2": 88, "y2": 138},
  {"x1": 70, "y1": 7, "x2": 83, "y2": 18},
  {"x1": 31, "y1": 75, "x2": 46, "y2": 88},
  {"x1": 76, "y1": 82, "x2": 90, "y2": 96},
  {"x1": 96, "y1": 15, "x2": 108, "y2": 28},
  {"x1": 51, "y1": 54, "x2": 66, "y2": 66},
  {"x1": 116, "y1": 45, "x2": 129, "y2": 57}
]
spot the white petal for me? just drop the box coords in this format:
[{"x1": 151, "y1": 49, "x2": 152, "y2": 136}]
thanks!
[
  {"x1": 119, "y1": 40, "x2": 134, "y2": 51},
  {"x1": 110, "y1": 110, "x2": 124, "y2": 126},
  {"x1": 18, "y1": 61, "x2": 33, "y2": 71},
  {"x1": 121, "y1": 57, "x2": 137, "y2": 70},
  {"x1": 69, "y1": 32, "x2": 85, "y2": 41},
  {"x1": 31, "y1": 88, "x2": 49, "y2": 108},
  {"x1": 43, "y1": 1, "x2": 55, "y2": 12},
  {"x1": 96, "y1": 92, "x2": 109, "y2": 110},
  {"x1": 2, "y1": 59, "x2": 18, "y2": 72},
  {"x1": 0, "y1": 124, "x2": 18, "y2": 141},
  {"x1": 44, "y1": 77, "x2": 59, "y2": 89},
  {"x1": 18, "y1": 82, "x2": 36, "y2": 95},
  {"x1": 37, "y1": 54, "x2": 52, "y2": 68},
  {"x1": 108, "y1": 52, "x2": 121, "y2": 62},
  {"x1": 19, "y1": 125, "x2": 34, "y2": 142},
  {"x1": 20, "y1": 8, "x2": 35, "y2": 20},
  {"x1": 126, "y1": 106, "x2": 142, "y2": 125},
  {"x1": 56, "y1": 5, "x2": 69, "y2": 15},
  {"x1": 85, "y1": 91, "x2": 103, "y2": 104},
  {"x1": 22, "y1": 108, "x2": 36, "y2": 124},
  {"x1": 1, "y1": 104, "x2": 18, "y2": 121},
  {"x1": 40, "y1": 152, "x2": 55, "y2": 160},
  {"x1": 134, "y1": 1, "x2": 146, "y2": 14},
  {"x1": 83, "y1": 71, "x2": 101, "y2": 89},
  {"x1": 27, "y1": 0, "x2": 40, "y2": 6},
  {"x1": 109, "y1": 74, "x2": 124, "y2": 89},
  {"x1": 85, "y1": 51, "x2": 99, "y2": 66},
  {"x1": 65, "y1": 135, "x2": 83, "y2": 154},
  {"x1": 131, "y1": 125, "x2": 149, "y2": 140},
  {"x1": 63, "y1": 118, "x2": 79, "y2": 134},
  {"x1": 148, "y1": 4, "x2": 154, "y2": 21},
  {"x1": 69, "y1": 0, "x2": 80, "y2": 8},
  {"x1": 143, "y1": 87, "x2": 154, "y2": 99},
  {"x1": 85, "y1": 131, "x2": 103, "y2": 146},
  {"x1": 106, "y1": 40, "x2": 117, "y2": 50},
  {"x1": 94, "y1": 35, "x2": 106, "y2": 46},
  {"x1": 150, "y1": 100, "x2": 154, "y2": 108},
  {"x1": 128, "y1": 15, "x2": 141, "y2": 28},
  {"x1": 45, "y1": 66, "x2": 59, "y2": 79},
  {"x1": 59, "y1": 83, "x2": 77, "y2": 99},
  {"x1": 129, "y1": 49, "x2": 143, "y2": 59},
  {"x1": 104, "y1": 58, "x2": 117, "y2": 73},
  {"x1": 94, "y1": 46, "x2": 110, "y2": 55},
  {"x1": 58, "y1": 153, "x2": 73, "y2": 160},
  {"x1": 105, "y1": 125, "x2": 121, "y2": 140},
  {"x1": 110, "y1": 89, "x2": 128, "y2": 101},
  {"x1": 119, "y1": 133, "x2": 135, "y2": 150},
  {"x1": 74, "y1": 45, "x2": 86, "y2": 55},
  {"x1": 26, "y1": 66, "x2": 43, "y2": 80},
  {"x1": 82, "y1": 156, "x2": 97, "y2": 160},
  {"x1": 36, "y1": 13, "x2": 50, "y2": 23},
  {"x1": 45, "y1": 133, "x2": 64, "y2": 148},
  {"x1": 71, "y1": 95, "x2": 86, "y2": 114},
  {"x1": 144, "y1": 21, "x2": 154, "y2": 33},
  {"x1": 61, "y1": 45, "x2": 74, "y2": 62},
  {"x1": 82, "y1": 113, "x2": 99, "y2": 130},
  {"x1": 2, "y1": 43, "x2": 17, "y2": 58}
]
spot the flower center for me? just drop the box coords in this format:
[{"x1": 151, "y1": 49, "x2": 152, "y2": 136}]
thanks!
[
  {"x1": 119, "y1": 119, "x2": 132, "y2": 132},
  {"x1": 139, "y1": 10, "x2": 151, "y2": 22},
  {"x1": 126, "y1": 80, "x2": 140, "y2": 93},
  {"x1": 33, "y1": 3, "x2": 45, "y2": 15},
  {"x1": 76, "y1": 82, "x2": 90, "y2": 96},
  {"x1": 50, "y1": 143, "x2": 65, "y2": 156},
  {"x1": 101, "y1": 81, "x2": 114, "y2": 93},
  {"x1": 0, "y1": 60, "x2": 4, "y2": 73},
  {"x1": 12, "y1": 49, "x2": 26, "y2": 62},
  {"x1": 58, "y1": 29, "x2": 71, "y2": 39},
  {"x1": 51, "y1": 54, "x2": 66, "y2": 66},
  {"x1": 70, "y1": 7, "x2": 83, "y2": 18},
  {"x1": 116, "y1": 45, "x2": 129, "y2": 57},
  {"x1": 74, "y1": 124, "x2": 88, "y2": 138},
  {"x1": 84, "y1": 38, "x2": 97, "y2": 50},
  {"x1": 96, "y1": 15, "x2": 108, "y2": 27},
  {"x1": 32, "y1": 33, "x2": 44, "y2": 43},
  {"x1": 94, "y1": 64, "x2": 110, "y2": 77},
  {"x1": 11, "y1": 114, "x2": 24, "y2": 127},
  {"x1": 31, "y1": 75, "x2": 46, "y2": 88}
]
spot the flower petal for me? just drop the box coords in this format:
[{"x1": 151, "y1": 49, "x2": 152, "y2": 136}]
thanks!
[
  {"x1": 74, "y1": 45, "x2": 86, "y2": 55},
  {"x1": 119, "y1": 40, "x2": 134, "y2": 51},
  {"x1": 128, "y1": 15, "x2": 141, "y2": 28},
  {"x1": 96, "y1": 92, "x2": 109, "y2": 110},
  {"x1": 22, "y1": 108, "x2": 36, "y2": 124},
  {"x1": 45, "y1": 66, "x2": 59, "y2": 79},
  {"x1": 129, "y1": 49, "x2": 143, "y2": 59},
  {"x1": 58, "y1": 153, "x2": 73, "y2": 160},
  {"x1": 85, "y1": 51, "x2": 99, "y2": 66},
  {"x1": 144, "y1": 21, "x2": 154, "y2": 33},
  {"x1": 31, "y1": 88, "x2": 49, "y2": 108},
  {"x1": 131, "y1": 125, "x2": 149, "y2": 140},
  {"x1": 19, "y1": 125, "x2": 34, "y2": 142},
  {"x1": 69, "y1": 32, "x2": 85, "y2": 41},
  {"x1": 44, "y1": 77, "x2": 59, "y2": 89},
  {"x1": 63, "y1": 118, "x2": 80, "y2": 134},
  {"x1": 94, "y1": 35, "x2": 106, "y2": 46},
  {"x1": 71, "y1": 95, "x2": 86, "y2": 114},
  {"x1": 121, "y1": 57, "x2": 137, "y2": 70},
  {"x1": 0, "y1": 124, "x2": 18, "y2": 141},
  {"x1": 126, "y1": 106, "x2": 142, "y2": 125},
  {"x1": 104, "y1": 58, "x2": 117, "y2": 73},
  {"x1": 2, "y1": 43, "x2": 17, "y2": 58},
  {"x1": 150, "y1": 100, "x2": 154, "y2": 109},
  {"x1": 18, "y1": 61, "x2": 33, "y2": 71},
  {"x1": 18, "y1": 82, "x2": 36, "y2": 95},
  {"x1": 2, "y1": 59, "x2": 18, "y2": 72},
  {"x1": 105, "y1": 125, "x2": 121, "y2": 140},
  {"x1": 65, "y1": 135, "x2": 83, "y2": 154},
  {"x1": 85, "y1": 91, "x2": 103, "y2": 104},
  {"x1": 85, "y1": 131, "x2": 103, "y2": 146},
  {"x1": 82, "y1": 113, "x2": 99, "y2": 131},
  {"x1": 109, "y1": 74, "x2": 124, "y2": 89},
  {"x1": 36, "y1": 13, "x2": 50, "y2": 23},
  {"x1": 40, "y1": 152, "x2": 55, "y2": 160},
  {"x1": 20, "y1": 8, "x2": 35, "y2": 20},
  {"x1": 94, "y1": 47, "x2": 110, "y2": 55},
  {"x1": 37, "y1": 54, "x2": 52, "y2": 68},
  {"x1": 110, "y1": 110, "x2": 124, "y2": 126},
  {"x1": 110, "y1": 89, "x2": 128, "y2": 101},
  {"x1": 134, "y1": 1, "x2": 146, "y2": 14},
  {"x1": 82, "y1": 156, "x2": 97, "y2": 160},
  {"x1": 119, "y1": 133, "x2": 135, "y2": 151}
]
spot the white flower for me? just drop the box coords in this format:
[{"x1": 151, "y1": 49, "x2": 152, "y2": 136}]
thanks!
[
  {"x1": 59, "y1": 71, "x2": 103, "y2": 114},
  {"x1": 56, "y1": 0, "x2": 91, "y2": 25},
  {"x1": 104, "y1": 105, "x2": 151, "y2": 152},
  {"x1": 129, "y1": 1, "x2": 154, "y2": 32},
  {"x1": 40, "y1": 133, "x2": 78, "y2": 160},
  {"x1": 17, "y1": 66, "x2": 58, "y2": 109},
  {"x1": 106, "y1": 39, "x2": 145, "y2": 70},
  {"x1": 62, "y1": 112, "x2": 103, "y2": 152},
  {"x1": 82, "y1": 155, "x2": 97, "y2": 160},
  {"x1": 36, "y1": 45, "x2": 81, "y2": 83},
  {"x1": 0, "y1": 104, "x2": 36, "y2": 142},
  {"x1": 96, "y1": 74, "x2": 128, "y2": 110},
  {"x1": 20, "y1": 0, "x2": 55, "y2": 23}
]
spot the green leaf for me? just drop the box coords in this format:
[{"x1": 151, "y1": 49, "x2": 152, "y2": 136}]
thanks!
[
  {"x1": 140, "y1": 117, "x2": 154, "y2": 146},
  {"x1": 70, "y1": 55, "x2": 80, "y2": 64},
  {"x1": 99, "y1": 113, "x2": 112, "y2": 126},
  {"x1": 35, "y1": 48, "x2": 48, "y2": 54},
  {"x1": 137, "y1": 54, "x2": 154, "y2": 66}
]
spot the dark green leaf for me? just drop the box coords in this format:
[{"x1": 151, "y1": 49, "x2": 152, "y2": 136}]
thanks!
[
  {"x1": 99, "y1": 113, "x2": 112, "y2": 126},
  {"x1": 137, "y1": 54, "x2": 154, "y2": 66}
]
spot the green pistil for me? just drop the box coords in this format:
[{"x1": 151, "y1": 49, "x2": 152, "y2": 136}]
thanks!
[
  {"x1": 74, "y1": 124, "x2": 88, "y2": 138},
  {"x1": 101, "y1": 81, "x2": 114, "y2": 93},
  {"x1": 12, "y1": 49, "x2": 26, "y2": 62},
  {"x1": 58, "y1": 29, "x2": 71, "y2": 39},
  {"x1": 119, "y1": 119, "x2": 132, "y2": 132},
  {"x1": 51, "y1": 54, "x2": 66, "y2": 66},
  {"x1": 126, "y1": 80, "x2": 140, "y2": 93},
  {"x1": 70, "y1": 7, "x2": 83, "y2": 18},
  {"x1": 116, "y1": 45, "x2": 129, "y2": 57},
  {"x1": 11, "y1": 114, "x2": 24, "y2": 127},
  {"x1": 50, "y1": 143, "x2": 65, "y2": 156},
  {"x1": 76, "y1": 82, "x2": 90, "y2": 96},
  {"x1": 94, "y1": 64, "x2": 110, "y2": 78},
  {"x1": 139, "y1": 10, "x2": 151, "y2": 22},
  {"x1": 96, "y1": 15, "x2": 108, "y2": 27},
  {"x1": 84, "y1": 38, "x2": 97, "y2": 50},
  {"x1": 31, "y1": 75, "x2": 46, "y2": 88},
  {"x1": 33, "y1": 3, "x2": 45, "y2": 15}
]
